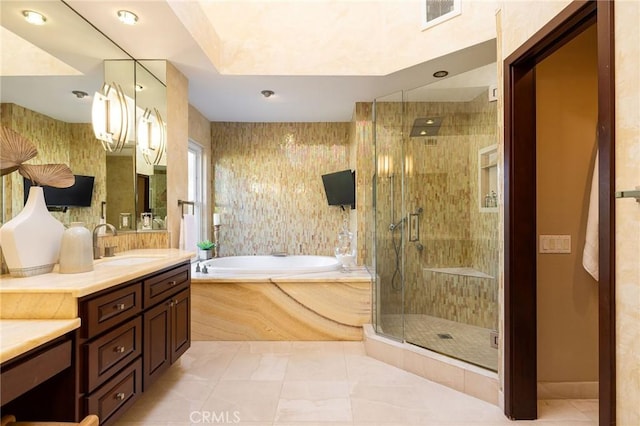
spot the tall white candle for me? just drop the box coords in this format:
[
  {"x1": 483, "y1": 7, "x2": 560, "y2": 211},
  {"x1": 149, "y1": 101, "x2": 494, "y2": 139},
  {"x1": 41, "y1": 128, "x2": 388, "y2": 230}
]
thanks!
[{"x1": 213, "y1": 213, "x2": 221, "y2": 226}]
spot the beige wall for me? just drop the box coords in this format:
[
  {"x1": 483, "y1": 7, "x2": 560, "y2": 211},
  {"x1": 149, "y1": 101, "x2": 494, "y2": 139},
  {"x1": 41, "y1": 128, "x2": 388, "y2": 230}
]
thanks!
[
  {"x1": 535, "y1": 26, "x2": 599, "y2": 382},
  {"x1": 499, "y1": 1, "x2": 640, "y2": 421},
  {"x1": 166, "y1": 62, "x2": 190, "y2": 249},
  {"x1": 613, "y1": 2, "x2": 640, "y2": 423},
  {"x1": 188, "y1": 104, "x2": 213, "y2": 241},
  {"x1": 210, "y1": 122, "x2": 350, "y2": 256}
]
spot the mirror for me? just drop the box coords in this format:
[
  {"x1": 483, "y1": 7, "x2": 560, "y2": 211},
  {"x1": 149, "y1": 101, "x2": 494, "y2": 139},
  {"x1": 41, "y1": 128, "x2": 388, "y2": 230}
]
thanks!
[
  {"x1": 0, "y1": 1, "x2": 167, "y2": 233},
  {"x1": 134, "y1": 61, "x2": 167, "y2": 231}
]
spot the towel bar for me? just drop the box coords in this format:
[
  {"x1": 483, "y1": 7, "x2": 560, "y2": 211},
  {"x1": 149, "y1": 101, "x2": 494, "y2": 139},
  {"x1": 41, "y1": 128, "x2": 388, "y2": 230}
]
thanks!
[
  {"x1": 178, "y1": 200, "x2": 195, "y2": 217},
  {"x1": 615, "y1": 188, "x2": 640, "y2": 203}
]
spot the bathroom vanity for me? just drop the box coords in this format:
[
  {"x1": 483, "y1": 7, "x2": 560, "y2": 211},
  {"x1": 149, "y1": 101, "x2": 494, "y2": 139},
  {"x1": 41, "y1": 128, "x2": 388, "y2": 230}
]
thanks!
[{"x1": 0, "y1": 249, "x2": 193, "y2": 425}]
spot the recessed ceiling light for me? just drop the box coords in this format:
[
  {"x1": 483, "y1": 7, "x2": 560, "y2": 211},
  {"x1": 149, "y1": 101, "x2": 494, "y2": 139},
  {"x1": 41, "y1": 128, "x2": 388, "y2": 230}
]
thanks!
[
  {"x1": 72, "y1": 90, "x2": 88, "y2": 99},
  {"x1": 433, "y1": 70, "x2": 449, "y2": 78},
  {"x1": 117, "y1": 10, "x2": 138, "y2": 25},
  {"x1": 22, "y1": 10, "x2": 46, "y2": 25},
  {"x1": 261, "y1": 90, "x2": 275, "y2": 98}
]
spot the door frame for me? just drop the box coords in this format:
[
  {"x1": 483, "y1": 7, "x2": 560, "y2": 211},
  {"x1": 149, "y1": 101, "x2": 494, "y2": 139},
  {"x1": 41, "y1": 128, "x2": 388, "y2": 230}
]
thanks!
[{"x1": 503, "y1": 0, "x2": 615, "y2": 423}]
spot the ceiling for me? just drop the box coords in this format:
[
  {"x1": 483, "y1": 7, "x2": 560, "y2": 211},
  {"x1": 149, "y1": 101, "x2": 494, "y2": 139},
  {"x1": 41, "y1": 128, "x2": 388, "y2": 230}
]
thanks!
[{"x1": 0, "y1": 0, "x2": 497, "y2": 123}]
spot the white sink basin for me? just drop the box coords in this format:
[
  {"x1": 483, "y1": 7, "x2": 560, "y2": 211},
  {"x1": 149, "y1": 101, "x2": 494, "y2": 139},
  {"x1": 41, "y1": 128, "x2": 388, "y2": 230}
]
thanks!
[{"x1": 100, "y1": 256, "x2": 161, "y2": 266}]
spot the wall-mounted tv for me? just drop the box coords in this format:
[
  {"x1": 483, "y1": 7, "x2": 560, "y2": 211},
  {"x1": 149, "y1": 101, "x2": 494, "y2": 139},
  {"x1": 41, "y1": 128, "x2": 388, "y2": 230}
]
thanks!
[
  {"x1": 24, "y1": 175, "x2": 95, "y2": 209},
  {"x1": 321, "y1": 169, "x2": 355, "y2": 209}
]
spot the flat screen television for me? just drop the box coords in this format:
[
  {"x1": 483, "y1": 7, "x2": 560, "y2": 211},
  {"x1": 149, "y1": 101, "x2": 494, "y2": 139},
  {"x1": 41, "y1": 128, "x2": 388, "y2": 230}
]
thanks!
[
  {"x1": 321, "y1": 169, "x2": 355, "y2": 209},
  {"x1": 23, "y1": 175, "x2": 95, "y2": 209}
]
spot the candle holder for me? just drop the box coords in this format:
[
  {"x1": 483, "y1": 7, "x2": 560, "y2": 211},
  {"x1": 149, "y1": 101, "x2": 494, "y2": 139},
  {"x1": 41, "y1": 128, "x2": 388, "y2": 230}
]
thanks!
[{"x1": 213, "y1": 225, "x2": 220, "y2": 258}]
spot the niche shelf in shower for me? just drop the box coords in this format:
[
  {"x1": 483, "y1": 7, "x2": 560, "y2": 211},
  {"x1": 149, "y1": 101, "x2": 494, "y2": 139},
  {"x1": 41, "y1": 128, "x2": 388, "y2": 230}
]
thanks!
[{"x1": 478, "y1": 144, "x2": 498, "y2": 212}]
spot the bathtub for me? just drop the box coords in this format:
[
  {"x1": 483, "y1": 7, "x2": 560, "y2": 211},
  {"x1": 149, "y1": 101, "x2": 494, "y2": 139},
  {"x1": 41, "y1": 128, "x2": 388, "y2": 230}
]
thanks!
[
  {"x1": 199, "y1": 255, "x2": 342, "y2": 275},
  {"x1": 190, "y1": 256, "x2": 372, "y2": 341}
]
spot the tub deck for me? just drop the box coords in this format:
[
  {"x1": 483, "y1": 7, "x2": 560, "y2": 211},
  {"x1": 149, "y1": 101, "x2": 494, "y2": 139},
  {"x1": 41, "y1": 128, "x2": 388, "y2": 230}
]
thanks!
[{"x1": 191, "y1": 267, "x2": 372, "y2": 341}]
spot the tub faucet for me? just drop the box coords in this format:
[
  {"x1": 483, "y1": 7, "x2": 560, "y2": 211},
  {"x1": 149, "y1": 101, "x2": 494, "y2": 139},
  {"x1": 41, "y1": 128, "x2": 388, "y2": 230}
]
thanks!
[{"x1": 93, "y1": 223, "x2": 117, "y2": 259}]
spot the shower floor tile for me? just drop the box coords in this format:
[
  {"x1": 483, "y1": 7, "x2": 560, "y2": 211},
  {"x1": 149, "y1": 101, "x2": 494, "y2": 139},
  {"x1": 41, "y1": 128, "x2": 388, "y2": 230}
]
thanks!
[{"x1": 379, "y1": 314, "x2": 499, "y2": 371}]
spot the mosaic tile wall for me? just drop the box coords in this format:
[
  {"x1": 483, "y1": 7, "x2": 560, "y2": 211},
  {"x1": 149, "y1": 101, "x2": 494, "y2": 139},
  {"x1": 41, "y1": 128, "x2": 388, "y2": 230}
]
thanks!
[
  {"x1": 374, "y1": 93, "x2": 499, "y2": 330},
  {"x1": 211, "y1": 122, "x2": 351, "y2": 256},
  {"x1": 350, "y1": 102, "x2": 375, "y2": 266}
]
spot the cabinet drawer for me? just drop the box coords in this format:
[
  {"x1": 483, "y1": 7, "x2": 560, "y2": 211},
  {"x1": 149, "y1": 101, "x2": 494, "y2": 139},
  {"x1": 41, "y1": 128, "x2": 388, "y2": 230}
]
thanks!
[
  {"x1": 83, "y1": 283, "x2": 142, "y2": 337},
  {"x1": 85, "y1": 358, "x2": 142, "y2": 426},
  {"x1": 84, "y1": 316, "x2": 142, "y2": 393},
  {"x1": 144, "y1": 264, "x2": 189, "y2": 307}
]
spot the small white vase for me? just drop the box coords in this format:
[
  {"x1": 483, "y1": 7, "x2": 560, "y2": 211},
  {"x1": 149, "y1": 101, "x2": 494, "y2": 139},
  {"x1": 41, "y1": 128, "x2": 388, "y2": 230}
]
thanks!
[
  {"x1": 59, "y1": 222, "x2": 94, "y2": 274},
  {"x1": 0, "y1": 186, "x2": 65, "y2": 277}
]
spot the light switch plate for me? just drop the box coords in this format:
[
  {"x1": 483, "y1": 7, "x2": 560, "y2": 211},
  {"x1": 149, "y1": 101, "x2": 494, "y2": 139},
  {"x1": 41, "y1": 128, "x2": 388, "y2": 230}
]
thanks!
[{"x1": 539, "y1": 235, "x2": 571, "y2": 253}]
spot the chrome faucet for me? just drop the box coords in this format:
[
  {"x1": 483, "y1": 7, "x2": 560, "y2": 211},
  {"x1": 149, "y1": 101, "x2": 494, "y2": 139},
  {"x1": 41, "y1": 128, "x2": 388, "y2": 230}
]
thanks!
[{"x1": 93, "y1": 223, "x2": 117, "y2": 259}]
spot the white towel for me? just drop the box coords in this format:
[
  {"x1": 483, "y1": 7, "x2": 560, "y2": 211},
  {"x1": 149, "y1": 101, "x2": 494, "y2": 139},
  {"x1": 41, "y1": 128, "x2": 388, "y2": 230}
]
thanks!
[
  {"x1": 179, "y1": 214, "x2": 197, "y2": 252},
  {"x1": 582, "y1": 151, "x2": 599, "y2": 282}
]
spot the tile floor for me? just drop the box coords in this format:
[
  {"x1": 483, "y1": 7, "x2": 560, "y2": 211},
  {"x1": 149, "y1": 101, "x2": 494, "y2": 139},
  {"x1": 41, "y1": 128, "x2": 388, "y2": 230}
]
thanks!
[
  {"x1": 115, "y1": 341, "x2": 597, "y2": 426},
  {"x1": 379, "y1": 314, "x2": 499, "y2": 371}
]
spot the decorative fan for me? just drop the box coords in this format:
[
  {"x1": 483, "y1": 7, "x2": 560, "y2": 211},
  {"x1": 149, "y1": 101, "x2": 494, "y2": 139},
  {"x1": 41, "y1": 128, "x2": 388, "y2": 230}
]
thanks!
[{"x1": 0, "y1": 126, "x2": 37, "y2": 176}]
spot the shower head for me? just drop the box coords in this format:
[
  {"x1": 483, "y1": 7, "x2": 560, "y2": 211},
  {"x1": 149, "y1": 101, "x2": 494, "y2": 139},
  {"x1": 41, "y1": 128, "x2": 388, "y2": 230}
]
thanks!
[{"x1": 410, "y1": 117, "x2": 442, "y2": 137}]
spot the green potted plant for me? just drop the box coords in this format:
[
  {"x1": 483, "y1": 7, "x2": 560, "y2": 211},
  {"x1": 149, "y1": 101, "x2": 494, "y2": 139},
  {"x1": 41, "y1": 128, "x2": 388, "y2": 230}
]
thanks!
[{"x1": 197, "y1": 240, "x2": 216, "y2": 260}]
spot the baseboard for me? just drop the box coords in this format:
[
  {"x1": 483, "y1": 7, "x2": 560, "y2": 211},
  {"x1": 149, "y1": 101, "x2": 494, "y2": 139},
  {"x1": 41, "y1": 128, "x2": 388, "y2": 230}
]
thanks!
[{"x1": 537, "y1": 381, "x2": 599, "y2": 399}]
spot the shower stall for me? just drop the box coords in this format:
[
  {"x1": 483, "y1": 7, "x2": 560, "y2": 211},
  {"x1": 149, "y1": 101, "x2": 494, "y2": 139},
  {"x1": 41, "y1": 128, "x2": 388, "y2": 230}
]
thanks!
[{"x1": 372, "y1": 65, "x2": 499, "y2": 371}]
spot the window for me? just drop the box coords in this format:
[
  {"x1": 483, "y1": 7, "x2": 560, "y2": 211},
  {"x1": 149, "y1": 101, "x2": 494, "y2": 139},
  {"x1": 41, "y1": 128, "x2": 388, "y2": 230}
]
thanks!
[
  {"x1": 187, "y1": 140, "x2": 206, "y2": 244},
  {"x1": 421, "y1": 0, "x2": 461, "y2": 31}
]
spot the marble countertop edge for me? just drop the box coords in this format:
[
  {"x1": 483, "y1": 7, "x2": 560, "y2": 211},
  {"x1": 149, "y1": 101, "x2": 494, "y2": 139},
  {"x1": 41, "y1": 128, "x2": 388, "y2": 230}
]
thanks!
[
  {"x1": 0, "y1": 249, "x2": 195, "y2": 298},
  {"x1": 0, "y1": 318, "x2": 81, "y2": 364}
]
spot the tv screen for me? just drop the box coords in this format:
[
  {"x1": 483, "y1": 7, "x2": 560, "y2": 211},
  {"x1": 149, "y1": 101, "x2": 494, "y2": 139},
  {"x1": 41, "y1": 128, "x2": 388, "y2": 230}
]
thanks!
[
  {"x1": 321, "y1": 169, "x2": 355, "y2": 209},
  {"x1": 24, "y1": 175, "x2": 95, "y2": 208}
]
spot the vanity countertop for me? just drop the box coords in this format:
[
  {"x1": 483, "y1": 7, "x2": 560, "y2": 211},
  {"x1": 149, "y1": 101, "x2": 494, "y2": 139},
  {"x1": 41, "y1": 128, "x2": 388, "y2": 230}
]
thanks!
[
  {"x1": 0, "y1": 248, "x2": 194, "y2": 319},
  {"x1": 0, "y1": 318, "x2": 81, "y2": 364}
]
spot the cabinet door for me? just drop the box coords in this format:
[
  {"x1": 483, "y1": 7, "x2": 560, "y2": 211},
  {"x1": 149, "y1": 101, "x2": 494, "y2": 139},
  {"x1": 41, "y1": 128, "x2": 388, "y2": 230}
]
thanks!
[
  {"x1": 170, "y1": 288, "x2": 191, "y2": 363},
  {"x1": 142, "y1": 301, "x2": 171, "y2": 389}
]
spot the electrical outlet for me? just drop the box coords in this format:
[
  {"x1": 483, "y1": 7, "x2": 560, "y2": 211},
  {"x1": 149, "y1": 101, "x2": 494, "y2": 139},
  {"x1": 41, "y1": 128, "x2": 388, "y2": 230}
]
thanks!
[{"x1": 539, "y1": 235, "x2": 571, "y2": 253}]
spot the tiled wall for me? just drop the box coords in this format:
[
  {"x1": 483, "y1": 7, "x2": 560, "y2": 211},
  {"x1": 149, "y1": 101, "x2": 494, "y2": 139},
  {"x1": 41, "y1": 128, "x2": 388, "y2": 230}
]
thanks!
[
  {"x1": 211, "y1": 122, "x2": 351, "y2": 256},
  {"x1": 350, "y1": 103, "x2": 375, "y2": 266},
  {"x1": 374, "y1": 93, "x2": 499, "y2": 329}
]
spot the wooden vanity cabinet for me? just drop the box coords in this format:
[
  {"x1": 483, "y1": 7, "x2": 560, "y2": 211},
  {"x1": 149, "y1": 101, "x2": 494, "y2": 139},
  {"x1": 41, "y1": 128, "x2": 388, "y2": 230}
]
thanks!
[
  {"x1": 143, "y1": 274, "x2": 191, "y2": 389},
  {"x1": 77, "y1": 261, "x2": 191, "y2": 425}
]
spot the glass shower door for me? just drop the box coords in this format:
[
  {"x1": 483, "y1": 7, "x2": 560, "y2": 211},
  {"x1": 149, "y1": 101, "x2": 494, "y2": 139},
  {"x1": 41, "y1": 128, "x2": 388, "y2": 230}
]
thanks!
[
  {"x1": 372, "y1": 91, "x2": 405, "y2": 341},
  {"x1": 402, "y1": 81, "x2": 499, "y2": 371}
]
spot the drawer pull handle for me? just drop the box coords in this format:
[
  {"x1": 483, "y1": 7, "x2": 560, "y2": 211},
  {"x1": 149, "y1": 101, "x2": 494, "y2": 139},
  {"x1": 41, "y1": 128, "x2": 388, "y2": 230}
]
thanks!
[
  {"x1": 168, "y1": 280, "x2": 177, "y2": 286},
  {"x1": 114, "y1": 303, "x2": 126, "y2": 311},
  {"x1": 174, "y1": 299, "x2": 179, "y2": 305},
  {"x1": 114, "y1": 345, "x2": 126, "y2": 353},
  {"x1": 167, "y1": 301, "x2": 175, "y2": 307},
  {"x1": 115, "y1": 392, "x2": 126, "y2": 401}
]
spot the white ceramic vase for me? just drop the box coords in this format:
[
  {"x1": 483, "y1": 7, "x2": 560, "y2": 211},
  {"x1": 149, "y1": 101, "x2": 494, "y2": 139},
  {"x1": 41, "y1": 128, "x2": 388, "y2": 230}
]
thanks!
[
  {"x1": 59, "y1": 222, "x2": 94, "y2": 274},
  {"x1": 0, "y1": 186, "x2": 65, "y2": 277}
]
